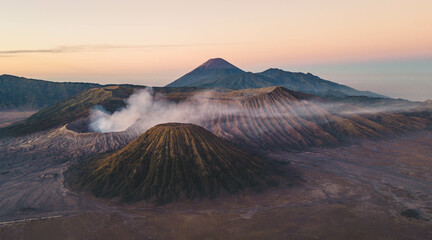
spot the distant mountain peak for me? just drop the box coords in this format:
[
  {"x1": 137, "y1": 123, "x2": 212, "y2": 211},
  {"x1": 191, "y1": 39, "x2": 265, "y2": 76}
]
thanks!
[
  {"x1": 197, "y1": 58, "x2": 241, "y2": 70},
  {"x1": 165, "y1": 59, "x2": 385, "y2": 98},
  {"x1": 165, "y1": 58, "x2": 244, "y2": 87},
  {"x1": 265, "y1": 68, "x2": 284, "y2": 72},
  {"x1": 0, "y1": 74, "x2": 22, "y2": 79}
]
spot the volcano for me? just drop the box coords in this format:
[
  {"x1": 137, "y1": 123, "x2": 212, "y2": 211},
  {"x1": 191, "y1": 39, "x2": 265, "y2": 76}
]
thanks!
[
  {"x1": 165, "y1": 58, "x2": 245, "y2": 87},
  {"x1": 165, "y1": 58, "x2": 384, "y2": 98},
  {"x1": 66, "y1": 123, "x2": 275, "y2": 203}
]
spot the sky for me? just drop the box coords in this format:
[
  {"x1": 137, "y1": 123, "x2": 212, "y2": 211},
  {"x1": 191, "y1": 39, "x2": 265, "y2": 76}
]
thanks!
[{"x1": 0, "y1": 0, "x2": 431, "y2": 101}]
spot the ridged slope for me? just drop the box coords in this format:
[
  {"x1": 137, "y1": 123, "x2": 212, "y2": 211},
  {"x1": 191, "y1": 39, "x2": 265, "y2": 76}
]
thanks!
[
  {"x1": 66, "y1": 123, "x2": 274, "y2": 203},
  {"x1": 199, "y1": 72, "x2": 275, "y2": 90},
  {"x1": 196, "y1": 87, "x2": 430, "y2": 150}
]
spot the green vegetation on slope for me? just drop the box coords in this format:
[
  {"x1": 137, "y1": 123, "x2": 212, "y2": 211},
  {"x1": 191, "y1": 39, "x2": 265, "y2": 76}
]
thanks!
[
  {"x1": 0, "y1": 74, "x2": 101, "y2": 110},
  {"x1": 0, "y1": 86, "x2": 140, "y2": 138},
  {"x1": 66, "y1": 123, "x2": 276, "y2": 203}
]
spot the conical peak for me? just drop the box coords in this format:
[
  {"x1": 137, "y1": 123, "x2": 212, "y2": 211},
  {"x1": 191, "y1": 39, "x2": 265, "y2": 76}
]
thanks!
[
  {"x1": 150, "y1": 122, "x2": 200, "y2": 129},
  {"x1": 197, "y1": 58, "x2": 242, "y2": 70},
  {"x1": 66, "y1": 122, "x2": 274, "y2": 203}
]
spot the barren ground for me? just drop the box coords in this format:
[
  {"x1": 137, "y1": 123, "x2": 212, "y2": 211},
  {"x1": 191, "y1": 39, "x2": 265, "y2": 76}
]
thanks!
[
  {"x1": 0, "y1": 111, "x2": 37, "y2": 128},
  {"x1": 0, "y1": 130, "x2": 432, "y2": 239}
]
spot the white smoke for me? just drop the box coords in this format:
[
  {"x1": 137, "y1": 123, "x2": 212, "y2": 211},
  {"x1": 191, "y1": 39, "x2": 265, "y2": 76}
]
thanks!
[
  {"x1": 310, "y1": 101, "x2": 420, "y2": 116},
  {"x1": 89, "y1": 87, "x2": 424, "y2": 133},
  {"x1": 89, "y1": 88, "x2": 241, "y2": 133}
]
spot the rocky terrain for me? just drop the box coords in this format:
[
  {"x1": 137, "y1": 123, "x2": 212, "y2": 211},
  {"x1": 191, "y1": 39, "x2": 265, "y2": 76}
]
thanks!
[
  {"x1": 0, "y1": 125, "x2": 137, "y2": 222},
  {"x1": 0, "y1": 131, "x2": 431, "y2": 239},
  {"x1": 196, "y1": 86, "x2": 431, "y2": 150},
  {"x1": 1, "y1": 75, "x2": 431, "y2": 239}
]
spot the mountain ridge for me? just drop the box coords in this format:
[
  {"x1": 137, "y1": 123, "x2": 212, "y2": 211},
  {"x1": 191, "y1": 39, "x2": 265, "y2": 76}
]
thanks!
[
  {"x1": 0, "y1": 85, "x2": 140, "y2": 138},
  {"x1": 3, "y1": 85, "x2": 430, "y2": 150},
  {"x1": 256, "y1": 68, "x2": 385, "y2": 98},
  {"x1": 166, "y1": 58, "x2": 386, "y2": 98},
  {"x1": 0, "y1": 74, "x2": 102, "y2": 110}
]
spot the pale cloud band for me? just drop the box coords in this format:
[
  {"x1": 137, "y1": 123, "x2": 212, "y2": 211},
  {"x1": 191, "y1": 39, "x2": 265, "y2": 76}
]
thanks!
[{"x1": 0, "y1": 43, "x2": 243, "y2": 56}]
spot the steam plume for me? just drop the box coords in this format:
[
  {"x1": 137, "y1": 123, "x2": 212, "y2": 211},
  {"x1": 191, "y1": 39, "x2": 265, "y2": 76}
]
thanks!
[
  {"x1": 89, "y1": 88, "x2": 240, "y2": 133},
  {"x1": 89, "y1": 87, "x2": 422, "y2": 133}
]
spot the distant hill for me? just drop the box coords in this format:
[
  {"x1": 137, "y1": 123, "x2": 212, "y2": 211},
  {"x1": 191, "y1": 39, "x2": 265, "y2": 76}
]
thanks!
[
  {"x1": 0, "y1": 74, "x2": 101, "y2": 110},
  {"x1": 66, "y1": 123, "x2": 275, "y2": 203},
  {"x1": 165, "y1": 58, "x2": 385, "y2": 98},
  {"x1": 256, "y1": 68, "x2": 385, "y2": 98}
]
